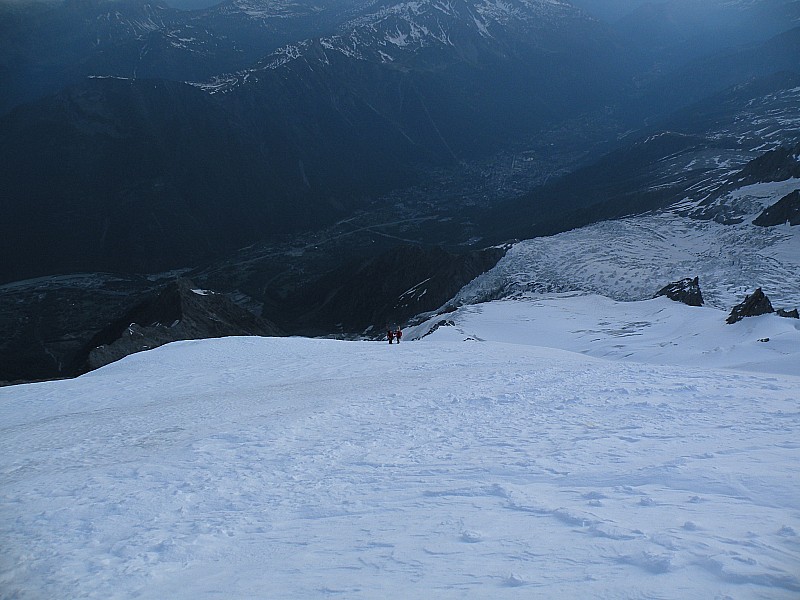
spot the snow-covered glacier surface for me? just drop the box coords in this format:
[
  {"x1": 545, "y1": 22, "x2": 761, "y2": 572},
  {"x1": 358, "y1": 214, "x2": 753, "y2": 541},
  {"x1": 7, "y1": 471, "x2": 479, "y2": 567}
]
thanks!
[
  {"x1": 458, "y1": 180, "x2": 800, "y2": 311},
  {"x1": 1, "y1": 295, "x2": 799, "y2": 598}
]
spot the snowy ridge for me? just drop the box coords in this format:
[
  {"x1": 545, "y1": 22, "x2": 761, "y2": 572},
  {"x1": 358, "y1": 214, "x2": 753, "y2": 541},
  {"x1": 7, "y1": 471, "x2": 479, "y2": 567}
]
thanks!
[
  {"x1": 222, "y1": 0, "x2": 323, "y2": 19},
  {"x1": 457, "y1": 180, "x2": 800, "y2": 311},
  {"x1": 95, "y1": 3, "x2": 168, "y2": 40},
  {"x1": 1, "y1": 307, "x2": 798, "y2": 597},
  {"x1": 192, "y1": 0, "x2": 578, "y2": 92}
]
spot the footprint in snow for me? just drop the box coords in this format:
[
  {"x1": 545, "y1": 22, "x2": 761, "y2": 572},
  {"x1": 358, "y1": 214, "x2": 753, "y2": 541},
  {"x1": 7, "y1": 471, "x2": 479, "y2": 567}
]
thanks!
[
  {"x1": 503, "y1": 573, "x2": 527, "y2": 587},
  {"x1": 582, "y1": 491, "x2": 607, "y2": 500}
]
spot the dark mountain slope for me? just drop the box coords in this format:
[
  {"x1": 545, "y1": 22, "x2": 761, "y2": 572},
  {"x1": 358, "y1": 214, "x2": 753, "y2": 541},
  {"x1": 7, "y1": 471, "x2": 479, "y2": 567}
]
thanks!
[
  {"x1": 0, "y1": 240, "x2": 507, "y2": 382},
  {"x1": 614, "y1": 0, "x2": 800, "y2": 62},
  {"x1": 482, "y1": 132, "x2": 712, "y2": 242},
  {"x1": 0, "y1": 0, "x2": 378, "y2": 114},
  {"x1": 0, "y1": 0, "x2": 174, "y2": 113},
  {"x1": 77, "y1": 277, "x2": 284, "y2": 371},
  {"x1": 222, "y1": 0, "x2": 632, "y2": 165},
  {"x1": 0, "y1": 77, "x2": 329, "y2": 282},
  {"x1": 735, "y1": 143, "x2": 800, "y2": 185},
  {"x1": 0, "y1": 273, "x2": 157, "y2": 384},
  {"x1": 753, "y1": 190, "x2": 800, "y2": 227},
  {"x1": 483, "y1": 71, "x2": 800, "y2": 242},
  {"x1": 278, "y1": 244, "x2": 508, "y2": 336},
  {"x1": 631, "y1": 25, "x2": 800, "y2": 120}
]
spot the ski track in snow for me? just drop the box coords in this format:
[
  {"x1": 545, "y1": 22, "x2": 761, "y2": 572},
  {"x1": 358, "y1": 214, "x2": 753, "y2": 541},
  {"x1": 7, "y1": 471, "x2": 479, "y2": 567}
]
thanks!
[{"x1": 1, "y1": 329, "x2": 799, "y2": 599}]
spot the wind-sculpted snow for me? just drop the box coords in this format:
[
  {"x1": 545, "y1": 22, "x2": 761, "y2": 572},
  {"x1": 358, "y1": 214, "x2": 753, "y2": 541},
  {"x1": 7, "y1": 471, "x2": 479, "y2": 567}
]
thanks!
[
  {"x1": 1, "y1": 312, "x2": 798, "y2": 597},
  {"x1": 458, "y1": 180, "x2": 800, "y2": 311}
]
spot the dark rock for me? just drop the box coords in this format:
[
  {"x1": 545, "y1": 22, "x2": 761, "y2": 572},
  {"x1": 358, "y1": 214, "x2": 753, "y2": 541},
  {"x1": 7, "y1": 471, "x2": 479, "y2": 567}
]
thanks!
[
  {"x1": 777, "y1": 308, "x2": 799, "y2": 319},
  {"x1": 77, "y1": 278, "x2": 283, "y2": 371},
  {"x1": 281, "y1": 245, "x2": 507, "y2": 336},
  {"x1": 752, "y1": 189, "x2": 800, "y2": 226},
  {"x1": 726, "y1": 288, "x2": 775, "y2": 324},
  {"x1": 734, "y1": 143, "x2": 800, "y2": 186},
  {"x1": 654, "y1": 276, "x2": 704, "y2": 306},
  {"x1": 0, "y1": 273, "x2": 158, "y2": 385}
]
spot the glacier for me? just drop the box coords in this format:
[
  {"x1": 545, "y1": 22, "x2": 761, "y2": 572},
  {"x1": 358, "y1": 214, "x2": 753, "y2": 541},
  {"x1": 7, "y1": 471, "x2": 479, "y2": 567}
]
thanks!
[{"x1": 455, "y1": 180, "x2": 800, "y2": 311}]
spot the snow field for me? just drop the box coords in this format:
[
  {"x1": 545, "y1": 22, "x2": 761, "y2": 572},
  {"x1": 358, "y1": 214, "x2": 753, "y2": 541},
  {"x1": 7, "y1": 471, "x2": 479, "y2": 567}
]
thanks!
[
  {"x1": 1, "y1": 316, "x2": 799, "y2": 598},
  {"x1": 411, "y1": 294, "x2": 800, "y2": 375}
]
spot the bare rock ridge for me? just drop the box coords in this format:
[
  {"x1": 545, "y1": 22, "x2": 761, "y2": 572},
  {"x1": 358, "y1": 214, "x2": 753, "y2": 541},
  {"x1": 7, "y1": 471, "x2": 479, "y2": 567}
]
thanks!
[
  {"x1": 734, "y1": 142, "x2": 800, "y2": 186},
  {"x1": 725, "y1": 288, "x2": 798, "y2": 324},
  {"x1": 650, "y1": 280, "x2": 800, "y2": 324},
  {"x1": 654, "y1": 276, "x2": 704, "y2": 307},
  {"x1": 79, "y1": 278, "x2": 283, "y2": 371},
  {"x1": 726, "y1": 287, "x2": 774, "y2": 324}
]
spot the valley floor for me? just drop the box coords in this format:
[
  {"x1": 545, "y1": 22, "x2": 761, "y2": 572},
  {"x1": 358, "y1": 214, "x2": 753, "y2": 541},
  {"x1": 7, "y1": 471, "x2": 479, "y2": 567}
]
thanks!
[{"x1": 1, "y1": 295, "x2": 799, "y2": 598}]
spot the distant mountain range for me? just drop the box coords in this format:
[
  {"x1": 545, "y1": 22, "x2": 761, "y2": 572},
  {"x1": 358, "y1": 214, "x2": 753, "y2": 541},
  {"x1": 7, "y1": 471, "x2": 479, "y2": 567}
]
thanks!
[
  {"x1": 484, "y1": 70, "x2": 800, "y2": 241},
  {"x1": 0, "y1": 0, "x2": 374, "y2": 113},
  {"x1": 1, "y1": 0, "x2": 627, "y2": 280},
  {"x1": 2, "y1": 0, "x2": 798, "y2": 283}
]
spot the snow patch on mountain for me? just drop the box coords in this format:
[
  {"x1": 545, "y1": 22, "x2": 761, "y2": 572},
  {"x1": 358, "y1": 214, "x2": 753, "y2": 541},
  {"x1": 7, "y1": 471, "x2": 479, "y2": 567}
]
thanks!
[
  {"x1": 213, "y1": 0, "x2": 321, "y2": 19},
  {"x1": 94, "y1": 3, "x2": 168, "y2": 40},
  {"x1": 192, "y1": 0, "x2": 580, "y2": 92}
]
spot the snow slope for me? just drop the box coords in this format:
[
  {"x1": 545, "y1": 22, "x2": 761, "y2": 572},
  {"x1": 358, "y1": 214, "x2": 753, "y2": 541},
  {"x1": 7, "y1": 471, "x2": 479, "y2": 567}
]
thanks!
[
  {"x1": 2, "y1": 296, "x2": 799, "y2": 598},
  {"x1": 409, "y1": 293, "x2": 800, "y2": 375}
]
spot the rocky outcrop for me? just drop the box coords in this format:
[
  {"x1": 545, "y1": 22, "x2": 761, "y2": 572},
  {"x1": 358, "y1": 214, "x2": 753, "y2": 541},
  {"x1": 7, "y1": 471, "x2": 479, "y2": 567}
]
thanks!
[
  {"x1": 78, "y1": 278, "x2": 283, "y2": 371},
  {"x1": 726, "y1": 288, "x2": 775, "y2": 324},
  {"x1": 734, "y1": 143, "x2": 800, "y2": 186},
  {"x1": 777, "y1": 308, "x2": 799, "y2": 319},
  {"x1": 654, "y1": 276, "x2": 704, "y2": 306},
  {"x1": 753, "y1": 189, "x2": 800, "y2": 227}
]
